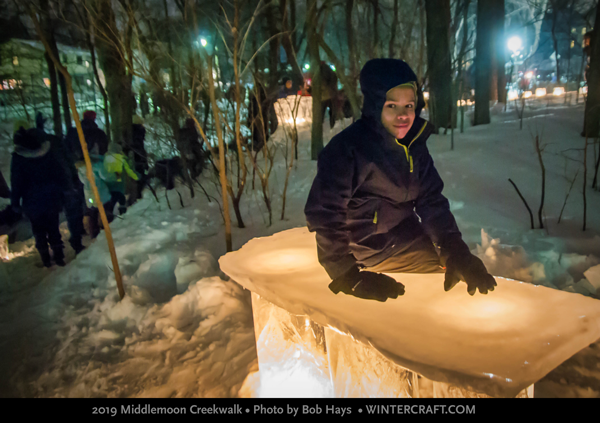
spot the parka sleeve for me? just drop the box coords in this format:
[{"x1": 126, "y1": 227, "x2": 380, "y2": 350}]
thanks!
[
  {"x1": 304, "y1": 140, "x2": 358, "y2": 280},
  {"x1": 413, "y1": 147, "x2": 470, "y2": 265},
  {"x1": 10, "y1": 155, "x2": 24, "y2": 210}
]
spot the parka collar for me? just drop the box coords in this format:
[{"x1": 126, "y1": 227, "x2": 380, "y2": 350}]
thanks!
[{"x1": 14, "y1": 141, "x2": 51, "y2": 158}]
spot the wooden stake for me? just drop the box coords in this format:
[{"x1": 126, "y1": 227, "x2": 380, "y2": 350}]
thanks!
[{"x1": 30, "y1": 10, "x2": 125, "y2": 299}]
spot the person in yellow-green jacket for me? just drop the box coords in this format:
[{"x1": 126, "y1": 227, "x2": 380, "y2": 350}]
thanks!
[{"x1": 101, "y1": 142, "x2": 139, "y2": 222}]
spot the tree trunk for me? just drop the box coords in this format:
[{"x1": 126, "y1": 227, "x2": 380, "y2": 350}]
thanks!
[
  {"x1": 265, "y1": 2, "x2": 280, "y2": 93},
  {"x1": 280, "y1": 0, "x2": 305, "y2": 87},
  {"x1": 418, "y1": 0, "x2": 426, "y2": 82},
  {"x1": 373, "y1": 0, "x2": 380, "y2": 57},
  {"x1": 425, "y1": 0, "x2": 453, "y2": 130},
  {"x1": 584, "y1": 3, "x2": 600, "y2": 137},
  {"x1": 495, "y1": 0, "x2": 507, "y2": 104},
  {"x1": 47, "y1": 30, "x2": 71, "y2": 131},
  {"x1": 474, "y1": 0, "x2": 493, "y2": 126},
  {"x1": 95, "y1": 0, "x2": 132, "y2": 147},
  {"x1": 389, "y1": 0, "x2": 400, "y2": 58},
  {"x1": 308, "y1": 0, "x2": 323, "y2": 160},
  {"x1": 550, "y1": 1, "x2": 561, "y2": 84},
  {"x1": 44, "y1": 52, "x2": 62, "y2": 137},
  {"x1": 346, "y1": 0, "x2": 358, "y2": 90}
]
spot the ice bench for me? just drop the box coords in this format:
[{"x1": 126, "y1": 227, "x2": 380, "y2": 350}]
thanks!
[{"x1": 219, "y1": 227, "x2": 600, "y2": 398}]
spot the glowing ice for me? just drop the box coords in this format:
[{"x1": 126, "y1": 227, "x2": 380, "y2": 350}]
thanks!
[{"x1": 220, "y1": 228, "x2": 600, "y2": 398}]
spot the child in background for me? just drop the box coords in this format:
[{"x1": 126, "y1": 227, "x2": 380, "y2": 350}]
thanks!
[{"x1": 102, "y1": 142, "x2": 139, "y2": 222}]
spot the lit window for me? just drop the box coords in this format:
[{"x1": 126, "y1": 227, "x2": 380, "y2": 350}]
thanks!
[{"x1": 12, "y1": 56, "x2": 18, "y2": 66}]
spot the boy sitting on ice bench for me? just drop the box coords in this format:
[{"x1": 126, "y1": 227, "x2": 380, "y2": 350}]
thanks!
[{"x1": 305, "y1": 59, "x2": 496, "y2": 302}]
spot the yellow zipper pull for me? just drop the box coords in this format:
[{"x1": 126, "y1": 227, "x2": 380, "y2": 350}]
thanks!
[
  {"x1": 373, "y1": 211, "x2": 378, "y2": 224},
  {"x1": 410, "y1": 155, "x2": 413, "y2": 173}
]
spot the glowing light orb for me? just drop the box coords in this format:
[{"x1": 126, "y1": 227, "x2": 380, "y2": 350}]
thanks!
[
  {"x1": 523, "y1": 91, "x2": 532, "y2": 98},
  {"x1": 535, "y1": 88, "x2": 546, "y2": 97},
  {"x1": 553, "y1": 87, "x2": 565, "y2": 96},
  {"x1": 508, "y1": 90, "x2": 519, "y2": 101},
  {"x1": 507, "y1": 36, "x2": 522, "y2": 53},
  {"x1": 200, "y1": 38, "x2": 207, "y2": 47},
  {"x1": 525, "y1": 72, "x2": 533, "y2": 79},
  {"x1": 580, "y1": 86, "x2": 588, "y2": 95},
  {"x1": 423, "y1": 92, "x2": 430, "y2": 100}
]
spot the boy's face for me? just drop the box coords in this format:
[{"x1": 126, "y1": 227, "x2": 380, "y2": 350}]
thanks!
[
  {"x1": 285, "y1": 80, "x2": 292, "y2": 89},
  {"x1": 380, "y1": 85, "x2": 416, "y2": 139}
]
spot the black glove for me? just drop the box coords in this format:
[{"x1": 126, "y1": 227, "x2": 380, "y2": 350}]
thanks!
[
  {"x1": 329, "y1": 266, "x2": 405, "y2": 302},
  {"x1": 444, "y1": 253, "x2": 497, "y2": 295}
]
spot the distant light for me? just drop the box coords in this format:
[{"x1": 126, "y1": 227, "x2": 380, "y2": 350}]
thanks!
[
  {"x1": 508, "y1": 90, "x2": 519, "y2": 101},
  {"x1": 200, "y1": 38, "x2": 207, "y2": 47},
  {"x1": 43, "y1": 78, "x2": 51, "y2": 88},
  {"x1": 456, "y1": 100, "x2": 466, "y2": 106},
  {"x1": 525, "y1": 72, "x2": 533, "y2": 79},
  {"x1": 580, "y1": 86, "x2": 588, "y2": 95},
  {"x1": 87, "y1": 79, "x2": 92, "y2": 86},
  {"x1": 535, "y1": 88, "x2": 547, "y2": 97},
  {"x1": 523, "y1": 91, "x2": 532, "y2": 98},
  {"x1": 553, "y1": 87, "x2": 565, "y2": 96},
  {"x1": 537, "y1": 75, "x2": 540, "y2": 79},
  {"x1": 264, "y1": 68, "x2": 269, "y2": 74},
  {"x1": 85, "y1": 61, "x2": 90, "y2": 68},
  {"x1": 423, "y1": 91, "x2": 430, "y2": 100},
  {"x1": 304, "y1": 63, "x2": 310, "y2": 70},
  {"x1": 508, "y1": 36, "x2": 522, "y2": 53},
  {"x1": 330, "y1": 64, "x2": 336, "y2": 71}
]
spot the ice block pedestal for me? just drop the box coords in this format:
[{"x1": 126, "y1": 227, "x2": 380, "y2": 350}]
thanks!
[{"x1": 219, "y1": 228, "x2": 600, "y2": 398}]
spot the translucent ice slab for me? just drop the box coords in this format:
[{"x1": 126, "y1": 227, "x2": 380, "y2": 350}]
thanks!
[{"x1": 220, "y1": 227, "x2": 600, "y2": 397}]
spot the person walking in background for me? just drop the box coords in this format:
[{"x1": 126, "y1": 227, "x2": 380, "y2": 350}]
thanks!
[
  {"x1": 102, "y1": 142, "x2": 139, "y2": 222},
  {"x1": 0, "y1": 169, "x2": 9, "y2": 199},
  {"x1": 177, "y1": 118, "x2": 206, "y2": 179},
  {"x1": 36, "y1": 112, "x2": 86, "y2": 254},
  {"x1": 66, "y1": 110, "x2": 108, "y2": 161},
  {"x1": 11, "y1": 126, "x2": 69, "y2": 267},
  {"x1": 125, "y1": 114, "x2": 149, "y2": 200}
]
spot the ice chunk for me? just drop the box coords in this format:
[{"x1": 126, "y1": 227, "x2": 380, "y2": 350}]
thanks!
[
  {"x1": 583, "y1": 264, "x2": 600, "y2": 294},
  {"x1": 130, "y1": 252, "x2": 178, "y2": 303},
  {"x1": 220, "y1": 227, "x2": 600, "y2": 398}
]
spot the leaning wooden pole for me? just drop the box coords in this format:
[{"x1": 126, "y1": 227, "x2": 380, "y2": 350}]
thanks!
[{"x1": 30, "y1": 10, "x2": 125, "y2": 299}]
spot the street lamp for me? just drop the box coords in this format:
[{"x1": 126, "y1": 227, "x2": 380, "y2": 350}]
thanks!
[
  {"x1": 507, "y1": 36, "x2": 523, "y2": 92},
  {"x1": 508, "y1": 36, "x2": 522, "y2": 54}
]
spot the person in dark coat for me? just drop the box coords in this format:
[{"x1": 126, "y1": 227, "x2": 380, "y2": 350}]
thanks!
[
  {"x1": 11, "y1": 127, "x2": 69, "y2": 267},
  {"x1": 304, "y1": 59, "x2": 496, "y2": 302},
  {"x1": 0, "y1": 169, "x2": 9, "y2": 199},
  {"x1": 66, "y1": 110, "x2": 108, "y2": 161},
  {"x1": 248, "y1": 80, "x2": 278, "y2": 152},
  {"x1": 177, "y1": 118, "x2": 206, "y2": 179},
  {"x1": 36, "y1": 112, "x2": 86, "y2": 254},
  {"x1": 125, "y1": 114, "x2": 149, "y2": 200}
]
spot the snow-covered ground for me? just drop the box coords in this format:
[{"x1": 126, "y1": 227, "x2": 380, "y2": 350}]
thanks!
[{"x1": 1, "y1": 94, "x2": 600, "y2": 398}]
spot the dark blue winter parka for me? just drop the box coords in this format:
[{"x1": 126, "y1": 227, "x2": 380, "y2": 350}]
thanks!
[
  {"x1": 304, "y1": 59, "x2": 470, "y2": 280},
  {"x1": 11, "y1": 135, "x2": 69, "y2": 220}
]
